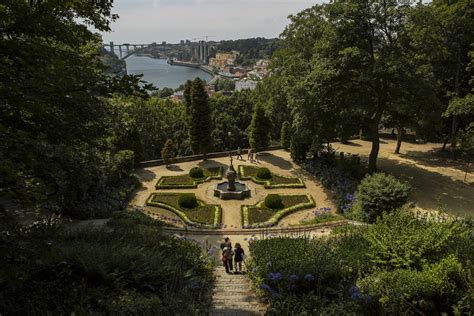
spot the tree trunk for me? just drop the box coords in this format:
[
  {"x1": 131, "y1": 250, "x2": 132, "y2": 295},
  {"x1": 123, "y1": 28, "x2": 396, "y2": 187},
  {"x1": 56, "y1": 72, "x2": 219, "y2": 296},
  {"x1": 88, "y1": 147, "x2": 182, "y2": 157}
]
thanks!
[
  {"x1": 450, "y1": 115, "x2": 458, "y2": 158},
  {"x1": 368, "y1": 110, "x2": 383, "y2": 174},
  {"x1": 395, "y1": 127, "x2": 403, "y2": 154},
  {"x1": 442, "y1": 136, "x2": 449, "y2": 151}
]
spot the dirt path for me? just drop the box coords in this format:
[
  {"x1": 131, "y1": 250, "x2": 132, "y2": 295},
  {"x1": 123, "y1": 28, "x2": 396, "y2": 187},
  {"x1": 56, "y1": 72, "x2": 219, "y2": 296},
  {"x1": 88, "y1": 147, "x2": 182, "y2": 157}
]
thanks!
[{"x1": 334, "y1": 139, "x2": 473, "y2": 217}]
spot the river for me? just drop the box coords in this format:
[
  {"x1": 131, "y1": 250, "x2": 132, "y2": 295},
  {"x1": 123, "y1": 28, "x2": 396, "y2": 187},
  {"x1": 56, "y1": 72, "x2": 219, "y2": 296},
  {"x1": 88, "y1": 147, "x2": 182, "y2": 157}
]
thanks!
[{"x1": 125, "y1": 55, "x2": 212, "y2": 89}]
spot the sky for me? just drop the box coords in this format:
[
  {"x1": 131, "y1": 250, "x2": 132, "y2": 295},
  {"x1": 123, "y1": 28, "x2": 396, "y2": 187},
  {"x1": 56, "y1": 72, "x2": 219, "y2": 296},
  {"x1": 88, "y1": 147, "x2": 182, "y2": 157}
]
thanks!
[{"x1": 101, "y1": 0, "x2": 325, "y2": 44}]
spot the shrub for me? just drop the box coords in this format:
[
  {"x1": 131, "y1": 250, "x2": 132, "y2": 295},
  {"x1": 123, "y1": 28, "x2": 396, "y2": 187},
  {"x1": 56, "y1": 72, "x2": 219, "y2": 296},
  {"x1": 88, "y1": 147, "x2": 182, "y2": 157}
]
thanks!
[
  {"x1": 265, "y1": 194, "x2": 284, "y2": 209},
  {"x1": 354, "y1": 172, "x2": 410, "y2": 223},
  {"x1": 178, "y1": 194, "x2": 198, "y2": 209},
  {"x1": 189, "y1": 167, "x2": 204, "y2": 178},
  {"x1": 161, "y1": 138, "x2": 174, "y2": 166},
  {"x1": 280, "y1": 121, "x2": 291, "y2": 150},
  {"x1": 256, "y1": 167, "x2": 272, "y2": 180}
]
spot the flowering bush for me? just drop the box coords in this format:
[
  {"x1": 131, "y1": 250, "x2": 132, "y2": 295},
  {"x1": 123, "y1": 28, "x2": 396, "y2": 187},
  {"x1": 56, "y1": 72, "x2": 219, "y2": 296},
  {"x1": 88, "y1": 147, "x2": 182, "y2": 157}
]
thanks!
[
  {"x1": 298, "y1": 155, "x2": 363, "y2": 212},
  {"x1": 248, "y1": 209, "x2": 473, "y2": 315}
]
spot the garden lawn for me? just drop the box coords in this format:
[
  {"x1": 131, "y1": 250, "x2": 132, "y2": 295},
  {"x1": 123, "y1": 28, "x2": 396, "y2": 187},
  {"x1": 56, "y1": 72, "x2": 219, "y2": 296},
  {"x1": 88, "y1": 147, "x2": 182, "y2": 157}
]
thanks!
[
  {"x1": 242, "y1": 194, "x2": 315, "y2": 228},
  {"x1": 146, "y1": 193, "x2": 222, "y2": 228},
  {"x1": 156, "y1": 167, "x2": 223, "y2": 189},
  {"x1": 238, "y1": 165, "x2": 305, "y2": 188}
]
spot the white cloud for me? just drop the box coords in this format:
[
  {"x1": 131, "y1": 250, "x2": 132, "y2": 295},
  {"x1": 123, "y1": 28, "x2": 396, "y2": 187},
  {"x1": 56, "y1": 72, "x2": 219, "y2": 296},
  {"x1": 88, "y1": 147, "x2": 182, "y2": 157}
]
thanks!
[{"x1": 101, "y1": 0, "x2": 324, "y2": 44}]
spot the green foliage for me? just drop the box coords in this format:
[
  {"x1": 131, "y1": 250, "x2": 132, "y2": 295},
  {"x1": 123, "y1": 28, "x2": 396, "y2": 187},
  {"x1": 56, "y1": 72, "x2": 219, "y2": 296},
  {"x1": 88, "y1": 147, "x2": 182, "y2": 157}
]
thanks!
[
  {"x1": 358, "y1": 255, "x2": 464, "y2": 313},
  {"x1": 156, "y1": 167, "x2": 223, "y2": 189},
  {"x1": 239, "y1": 165, "x2": 305, "y2": 188},
  {"x1": 353, "y1": 173, "x2": 410, "y2": 223},
  {"x1": 0, "y1": 1, "x2": 150, "y2": 218},
  {"x1": 0, "y1": 215, "x2": 213, "y2": 314},
  {"x1": 161, "y1": 139, "x2": 174, "y2": 166},
  {"x1": 189, "y1": 167, "x2": 204, "y2": 179},
  {"x1": 242, "y1": 195, "x2": 315, "y2": 227},
  {"x1": 280, "y1": 121, "x2": 291, "y2": 150},
  {"x1": 147, "y1": 193, "x2": 221, "y2": 228},
  {"x1": 265, "y1": 194, "x2": 284, "y2": 209},
  {"x1": 178, "y1": 194, "x2": 198, "y2": 209},
  {"x1": 256, "y1": 167, "x2": 272, "y2": 180},
  {"x1": 217, "y1": 37, "x2": 280, "y2": 66},
  {"x1": 299, "y1": 212, "x2": 344, "y2": 226},
  {"x1": 215, "y1": 78, "x2": 235, "y2": 92},
  {"x1": 249, "y1": 104, "x2": 271, "y2": 150},
  {"x1": 249, "y1": 209, "x2": 473, "y2": 315},
  {"x1": 151, "y1": 87, "x2": 174, "y2": 98},
  {"x1": 209, "y1": 90, "x2": 254, "y2": 150},
  {"x1": 184, "y1": 78, "x2": 212, "y2": 156},
  {"x1": 365, "y1": 208, "x2": 469, "y2": 270}
]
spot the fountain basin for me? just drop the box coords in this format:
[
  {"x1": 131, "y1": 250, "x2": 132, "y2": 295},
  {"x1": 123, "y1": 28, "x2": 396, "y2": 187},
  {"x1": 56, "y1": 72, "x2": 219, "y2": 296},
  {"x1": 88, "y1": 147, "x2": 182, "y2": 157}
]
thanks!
[{"x1": 214, "y1": 181, "x2": 251, "y2": 200}]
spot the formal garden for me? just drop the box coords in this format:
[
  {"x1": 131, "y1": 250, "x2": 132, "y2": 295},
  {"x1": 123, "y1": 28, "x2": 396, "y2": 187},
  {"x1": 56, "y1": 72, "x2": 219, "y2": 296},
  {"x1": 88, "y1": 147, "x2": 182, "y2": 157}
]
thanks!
[{"x1": 2, "y1": 0, "x2": 473, "y2": 315}]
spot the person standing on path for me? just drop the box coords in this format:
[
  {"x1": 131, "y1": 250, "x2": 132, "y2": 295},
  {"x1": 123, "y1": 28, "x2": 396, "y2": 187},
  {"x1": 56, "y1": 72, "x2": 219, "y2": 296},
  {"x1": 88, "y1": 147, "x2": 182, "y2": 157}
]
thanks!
[
  {"x1": 248, "y1": 148, "x2": 253, "y2": 162},
  {"x1": 236, "y1": 147, "x2": 243, "y2": 160},
  {"x1": 222, "y1": 244, "x2": 234, "y2": 274},
  {"x1": 254, "y1": 151, "x2": 260, "y2": 163},
  {"x1": 220, "y1": 237, "x2": 230, "y2": 251},
  {"x1": 234, "y1": 243, "x2": 245, "y2": 274}
]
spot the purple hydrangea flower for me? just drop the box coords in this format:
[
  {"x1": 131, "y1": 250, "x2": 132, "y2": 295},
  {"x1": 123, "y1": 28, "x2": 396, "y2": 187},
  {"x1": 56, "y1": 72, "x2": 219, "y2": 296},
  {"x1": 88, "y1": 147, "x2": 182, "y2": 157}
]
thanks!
[
  {"x1": 260, "y1": 283, "x2": 271, "y2": 291},
  {"x1": 303, "y1": 273, "x2": 315, "y2": 282},
  {"x1": 288, "y1": 274, "x2": 299, "y2": 283}
]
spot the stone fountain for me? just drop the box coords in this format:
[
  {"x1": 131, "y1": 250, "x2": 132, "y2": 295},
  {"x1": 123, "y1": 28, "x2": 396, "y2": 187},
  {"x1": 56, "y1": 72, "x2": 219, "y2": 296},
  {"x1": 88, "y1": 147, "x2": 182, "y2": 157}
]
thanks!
[{"x1": 214, "y1": 158, "x2": 250, "y2": 200}]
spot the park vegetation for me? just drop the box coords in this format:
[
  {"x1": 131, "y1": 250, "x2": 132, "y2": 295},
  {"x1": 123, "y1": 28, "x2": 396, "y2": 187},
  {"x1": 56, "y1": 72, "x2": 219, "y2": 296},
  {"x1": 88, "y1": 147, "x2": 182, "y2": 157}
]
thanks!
[
  {"x1": 249, "y1": 208, "x2": 473, "y2": 315},
  {"x1": 1, "y1": 0, "x2": 473, "y2": 314}
]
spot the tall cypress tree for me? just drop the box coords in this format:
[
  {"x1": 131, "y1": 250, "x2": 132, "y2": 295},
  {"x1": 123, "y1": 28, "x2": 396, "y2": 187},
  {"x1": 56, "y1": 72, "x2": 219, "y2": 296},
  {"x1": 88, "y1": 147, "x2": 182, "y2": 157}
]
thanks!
[
  {"x1": 184, "y1": 78, "x2": 212, "y2": 158},
  {"x1": 280, "y1": 121, "x2": 291, "y2": 150},
  {"x1": 249, "y1": 104, "x2": 271, "y2": 150}
]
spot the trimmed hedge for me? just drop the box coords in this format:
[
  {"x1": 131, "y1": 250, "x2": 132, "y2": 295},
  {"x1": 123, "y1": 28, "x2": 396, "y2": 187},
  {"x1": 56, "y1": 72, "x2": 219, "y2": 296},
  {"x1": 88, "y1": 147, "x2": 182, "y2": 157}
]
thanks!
[
  {"x1": 238, "y1": 165, "x2": 305, "y2": 188},
  {"x1": 257, "y1": 167, "x2": 272, "y2": 179},
  {"x1": 178, "y1": 194, "x2": 198, "y2": 209},
  {"x1": 241, "y1": 194, "x2": 315, "y2": 228},
  {"x1": 189, "y1": 167, "x2": 204, "y2": 179},
  {"x1": 155, "y1": 167, "x2": 223, "y2": 189},
  {"x1": 146, "y1": 193, "x2": 222, "y2": 229},
  {"x1": 265, "y1": 194, "x2": 284, "y2": 209}
]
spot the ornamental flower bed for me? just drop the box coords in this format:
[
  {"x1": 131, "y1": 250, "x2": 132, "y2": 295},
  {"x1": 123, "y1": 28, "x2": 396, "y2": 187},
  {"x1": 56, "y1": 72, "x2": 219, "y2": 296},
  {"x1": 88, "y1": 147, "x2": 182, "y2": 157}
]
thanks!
[
  {"x1": 146, "y1": 193, "x2": 222, "y2": 229},
  {"x1": 155, "y1": 166, "x2": 223, "y2": 189},
  {"x1": 241, "y1": 194, "x2": 315, "y2": 228},
  {"x1": 238, "y1": 165, "x2": 305, "y2": 188}
]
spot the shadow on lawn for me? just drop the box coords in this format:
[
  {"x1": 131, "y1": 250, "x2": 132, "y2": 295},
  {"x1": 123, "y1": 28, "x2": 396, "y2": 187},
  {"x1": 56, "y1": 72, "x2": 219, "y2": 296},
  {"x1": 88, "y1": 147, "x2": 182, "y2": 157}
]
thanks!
[{"x1": 259, "y1": 152, "x2": 293, "y2": 170}]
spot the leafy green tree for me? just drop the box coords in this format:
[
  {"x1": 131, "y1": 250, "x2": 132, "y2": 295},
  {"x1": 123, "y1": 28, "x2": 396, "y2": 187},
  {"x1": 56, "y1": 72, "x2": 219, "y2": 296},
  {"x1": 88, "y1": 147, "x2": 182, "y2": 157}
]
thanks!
[
  {"x1": 215, "y1": 78, "x2": 235, "y2": 92},
  {"x1": 161, "y1": 139, "x2": 174, "y2": 167},
  {"x1": 184, "y1": 78, "x2": 212, "y2": 158},
  {"x1": 280, "y1": 121, "x2": 291, "y2": 150},
  {"x1": 271, "y1": 1, "x2": 437, "y2": 172},
  {"x1": 249, "y1": 104, "x2": 271, "y2": 150},
  {"x1": 0, "y1": 1, "x2": 149, "y2": 218}
]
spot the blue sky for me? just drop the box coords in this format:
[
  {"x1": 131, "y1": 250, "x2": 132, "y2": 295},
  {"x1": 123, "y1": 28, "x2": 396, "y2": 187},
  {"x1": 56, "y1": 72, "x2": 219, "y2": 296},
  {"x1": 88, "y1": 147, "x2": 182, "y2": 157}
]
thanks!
[{"x1": 101, "y1": 0, "x2": 324, "y2": 44}]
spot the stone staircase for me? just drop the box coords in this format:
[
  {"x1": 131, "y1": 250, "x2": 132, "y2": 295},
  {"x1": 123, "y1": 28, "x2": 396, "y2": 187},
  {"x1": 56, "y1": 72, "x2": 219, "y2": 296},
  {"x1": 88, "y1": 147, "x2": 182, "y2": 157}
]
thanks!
[{"x1": 209, "y1": 266, "x2": 266, "y2": 316}]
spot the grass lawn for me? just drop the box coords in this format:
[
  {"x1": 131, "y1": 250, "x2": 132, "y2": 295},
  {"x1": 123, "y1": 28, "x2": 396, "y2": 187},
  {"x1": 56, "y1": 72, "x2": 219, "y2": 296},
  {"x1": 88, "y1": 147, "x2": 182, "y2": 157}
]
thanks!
[
  {"x1": 156, "y1": 167, "x2": 223, "y2": 189},
  {"x1": 238, "y1": 165, "x2": 305, "y2": 188},
  {"x1": 146, "y1": 193, "x2": 222, "y2": 228},
  {"x1": 242, "y1": 194, "x2": 315, "y2": 228}
]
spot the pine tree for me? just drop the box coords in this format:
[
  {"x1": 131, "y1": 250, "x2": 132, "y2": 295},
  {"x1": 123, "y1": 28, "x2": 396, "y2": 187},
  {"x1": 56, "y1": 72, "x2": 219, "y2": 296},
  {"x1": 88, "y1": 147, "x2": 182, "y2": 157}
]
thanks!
[
  {"x1": 161, "y1": 139, "x2": 174, "y2": 167},
  {"x1": 184, "y1": 78, "x2": 212, "y2": 158},
  {"x1": 249, "y1": 104, "x2": 271, "y2": 150},
  {"x1": 280, "y1": 121, "x2": 291, "y2": 150}
]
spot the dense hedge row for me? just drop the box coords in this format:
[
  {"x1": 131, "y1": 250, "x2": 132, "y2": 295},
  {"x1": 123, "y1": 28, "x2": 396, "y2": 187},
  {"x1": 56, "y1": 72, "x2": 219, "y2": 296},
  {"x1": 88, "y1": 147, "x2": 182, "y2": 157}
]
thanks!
[
  {"x1": 238, "y1": 165, "x2": 305, "y2": 188},
  {"x1": 146, "y1": 193, "x2": 222, "y2": 229},
  {"x1": 241, "y1": 194, "x2": 315, "y2": 228},
  {"x1": 155, "y1": 166, "x2": 223, "y2": 189}
]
